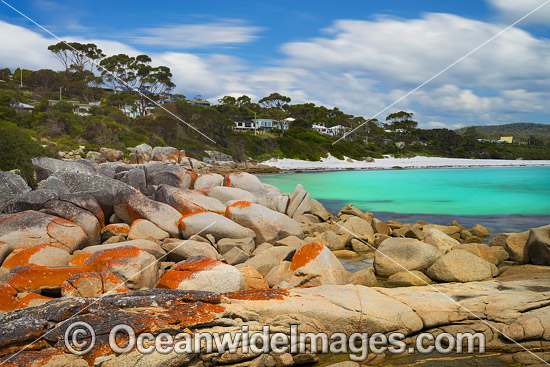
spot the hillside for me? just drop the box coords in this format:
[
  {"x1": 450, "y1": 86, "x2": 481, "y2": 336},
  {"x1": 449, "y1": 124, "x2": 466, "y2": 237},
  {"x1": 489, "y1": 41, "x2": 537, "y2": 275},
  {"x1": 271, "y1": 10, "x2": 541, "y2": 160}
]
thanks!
[{"x1": 456, "y1": 123, "x2": 550, "y2": 141}]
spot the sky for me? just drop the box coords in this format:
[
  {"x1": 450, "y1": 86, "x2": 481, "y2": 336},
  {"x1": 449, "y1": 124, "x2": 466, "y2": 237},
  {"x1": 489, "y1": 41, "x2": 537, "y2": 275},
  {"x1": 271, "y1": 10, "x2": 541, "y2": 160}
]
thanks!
[{"x1": 0, "y1": 0, "x2": 549, "y2": 128}]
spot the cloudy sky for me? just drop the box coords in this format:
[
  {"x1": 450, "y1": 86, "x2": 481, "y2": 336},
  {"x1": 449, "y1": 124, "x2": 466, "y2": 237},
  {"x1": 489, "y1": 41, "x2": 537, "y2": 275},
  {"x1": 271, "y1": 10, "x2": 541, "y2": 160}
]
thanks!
[{"x1": 1, "y1": 0, "x2": 549, "y2": 128}]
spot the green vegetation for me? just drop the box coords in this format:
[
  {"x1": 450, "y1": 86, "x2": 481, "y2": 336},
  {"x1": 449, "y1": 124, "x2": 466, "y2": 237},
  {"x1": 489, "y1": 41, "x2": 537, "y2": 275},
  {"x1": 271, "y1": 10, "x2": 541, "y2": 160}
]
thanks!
[
  {"x1": 456, "y1": 123, "x2": 550, "y2": 143},
  {"x1": 0, "y1": 42, "x2": 549, "y2": 179}
]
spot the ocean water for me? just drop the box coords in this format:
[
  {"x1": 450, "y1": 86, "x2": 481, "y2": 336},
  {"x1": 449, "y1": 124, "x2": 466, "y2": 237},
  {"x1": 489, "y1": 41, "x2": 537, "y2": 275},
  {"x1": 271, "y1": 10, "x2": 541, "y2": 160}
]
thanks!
[{"x1": 259, "y1": 166, "x2": 550, "y2": 235}]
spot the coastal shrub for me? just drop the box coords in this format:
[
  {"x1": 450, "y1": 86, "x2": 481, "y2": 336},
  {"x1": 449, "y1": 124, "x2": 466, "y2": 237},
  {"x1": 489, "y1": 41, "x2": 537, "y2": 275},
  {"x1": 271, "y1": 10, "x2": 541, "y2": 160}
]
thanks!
[{"x1": 0, "y1": 120, "x2": 51, "y2": 186}]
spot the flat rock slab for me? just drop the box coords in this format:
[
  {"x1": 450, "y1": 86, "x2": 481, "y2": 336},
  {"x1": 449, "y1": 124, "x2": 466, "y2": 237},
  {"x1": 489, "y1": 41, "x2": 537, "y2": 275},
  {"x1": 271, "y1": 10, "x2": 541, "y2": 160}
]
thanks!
[{"x1": 0, "y1": 274, "x2": 548, "y2": 365}]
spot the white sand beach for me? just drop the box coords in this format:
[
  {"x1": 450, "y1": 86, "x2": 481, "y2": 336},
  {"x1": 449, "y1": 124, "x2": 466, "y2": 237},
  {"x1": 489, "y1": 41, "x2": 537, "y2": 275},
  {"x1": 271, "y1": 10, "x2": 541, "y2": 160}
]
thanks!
[{"x1": 261, "y1": 154, "x2": 550, "y2": 171}]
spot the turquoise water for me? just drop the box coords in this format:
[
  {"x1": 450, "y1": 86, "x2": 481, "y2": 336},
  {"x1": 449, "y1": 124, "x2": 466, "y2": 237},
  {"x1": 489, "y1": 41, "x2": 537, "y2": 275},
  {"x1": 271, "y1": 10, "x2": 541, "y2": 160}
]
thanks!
[{"x1": 260, "y1": 167, "x2": 550, "y2": 216}]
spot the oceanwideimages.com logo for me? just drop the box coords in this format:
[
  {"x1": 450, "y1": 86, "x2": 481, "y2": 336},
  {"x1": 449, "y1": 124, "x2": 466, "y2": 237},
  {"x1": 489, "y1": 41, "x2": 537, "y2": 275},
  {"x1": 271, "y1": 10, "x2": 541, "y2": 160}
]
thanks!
[{"x1": 65, "y1": 322, "x2": 486, "y2": 361}]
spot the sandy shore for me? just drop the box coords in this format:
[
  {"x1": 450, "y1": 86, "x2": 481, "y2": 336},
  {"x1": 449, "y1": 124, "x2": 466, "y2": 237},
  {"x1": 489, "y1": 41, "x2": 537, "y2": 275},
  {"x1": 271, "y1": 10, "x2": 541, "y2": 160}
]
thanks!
[{"x1": 261, "y1": 155, "x2": 550, "y2": 171}]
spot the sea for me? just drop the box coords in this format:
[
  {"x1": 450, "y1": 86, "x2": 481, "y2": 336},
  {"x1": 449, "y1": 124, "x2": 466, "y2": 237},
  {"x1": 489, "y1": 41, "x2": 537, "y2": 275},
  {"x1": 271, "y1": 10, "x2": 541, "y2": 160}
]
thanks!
[
  {"x1": 259, "y1": 166, "x2": 550, "y2": 365},
  {"x1": 259, "y1": 166, "x2": 550, "y2": 238}
]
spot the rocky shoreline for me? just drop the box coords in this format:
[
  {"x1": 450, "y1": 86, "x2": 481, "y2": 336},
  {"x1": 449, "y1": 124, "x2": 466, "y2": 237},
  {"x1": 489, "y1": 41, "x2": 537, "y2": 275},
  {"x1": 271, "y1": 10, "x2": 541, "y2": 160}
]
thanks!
[{"x1": 0, "y1": 143, "x2": 549, "y2": 366}]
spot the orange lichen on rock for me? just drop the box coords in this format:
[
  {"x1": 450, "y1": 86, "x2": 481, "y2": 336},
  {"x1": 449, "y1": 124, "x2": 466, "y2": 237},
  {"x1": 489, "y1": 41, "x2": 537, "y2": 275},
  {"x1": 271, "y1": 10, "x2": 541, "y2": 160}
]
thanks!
[
  {"x1": 224, "y1": 201, "x2": 253, "y2": 219},
  {"x1": 101, "y1": 272, "x2": 130, "y2": 294},
  {"x1": 69, "y1": 253, "x2": 92, "y2": 266},
  {"x1": 0, "y1": 283, "x2": 18, "y2": 312},
  {"x1": 84, "y1": 246, "x2": 143, "y2": 272},
  {"x1": 0, "y1": 348, "x2": 64, "y2": 367},
  {"x1": 1, "y1": 244, "x2": 60, "y2": 271},
  {"x1": 225, "y1": 288, "x2": 290, "y2": 301},
  {"x1": 178, "y1": 211, "x2": 209, "y2": 231},
  {"x1": 156, "y1": 257, "x2": 219, "y2": 289},
  {"x1": 6, "y1": 264, "x2": 89, "y2": 292},
  {"x1": 188, "y1": 171, "x2": 198, "y2": 189},
  {"x1": 101, "y1": 223, "x2": 130, "y2": 236},
  {"x1": 48, "y1": 217, "x2": 89, "y2": 237},
  {"x1": 15, "y1": 293, "x2": 53, "y2": 309},
  {"x1": 289, "y1": 242, "x2": 324, "y2": 271}
]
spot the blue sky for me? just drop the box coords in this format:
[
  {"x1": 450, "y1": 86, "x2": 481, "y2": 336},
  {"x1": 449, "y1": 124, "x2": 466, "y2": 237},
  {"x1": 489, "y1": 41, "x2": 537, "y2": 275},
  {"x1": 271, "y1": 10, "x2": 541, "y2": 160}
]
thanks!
[{"x1": 1, "y1": 0, "x2": 549, "y2": 128}]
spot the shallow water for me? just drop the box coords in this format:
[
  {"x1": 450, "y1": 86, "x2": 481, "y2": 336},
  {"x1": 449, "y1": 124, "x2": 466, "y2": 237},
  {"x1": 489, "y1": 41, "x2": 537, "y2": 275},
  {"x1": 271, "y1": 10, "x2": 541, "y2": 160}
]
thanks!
[{"x1": 260, "y1": 166, "x2": 550, "y2": 216}]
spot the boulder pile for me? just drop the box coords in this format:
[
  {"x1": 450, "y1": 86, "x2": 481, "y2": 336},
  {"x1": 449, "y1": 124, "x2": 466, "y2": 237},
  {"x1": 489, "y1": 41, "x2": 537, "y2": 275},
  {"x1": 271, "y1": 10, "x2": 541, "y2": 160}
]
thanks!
[{"x1": 0, "y1": 145, "x2": 548, "y2": 366}]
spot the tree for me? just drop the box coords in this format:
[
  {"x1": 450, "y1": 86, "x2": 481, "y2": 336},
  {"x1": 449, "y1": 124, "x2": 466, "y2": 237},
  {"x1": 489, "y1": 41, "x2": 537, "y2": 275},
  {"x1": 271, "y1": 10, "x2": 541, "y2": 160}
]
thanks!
[
  {"x1": 259, "y1": 93, "x2": 291, "y2": 110},
  {"x1": 48, "y1": 42, "x2": 105, "y2": 72},
  {"x1": 99, "y1": 54, "x2": 175, "y2": 116},
  {"x1": 463, "y1": 126, "x2": 478, "y2": 139},
  {"x1": 385, "y1": 111, "x2": 418, "y2": 135}
]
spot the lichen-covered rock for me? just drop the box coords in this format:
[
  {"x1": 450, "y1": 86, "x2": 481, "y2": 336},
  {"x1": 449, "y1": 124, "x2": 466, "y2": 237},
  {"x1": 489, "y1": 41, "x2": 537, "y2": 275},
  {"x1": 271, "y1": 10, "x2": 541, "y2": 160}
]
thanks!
[
  {"x1": 288, "y1": 243, "x2": 349, "y2": 286},
  {"x1": 40, "y1": 196, "x2": 102, "y2": 247},
  {"x1": 426, "y1": 249, "x2": 498, "y2": 283},
  {"x1": 226, "y1": 201, "x2": 303, "y2": 244},
  {"x1": 86, "y1": 151, "x2": 107, "y2": 164},
  {"x1": 0, "y1": 211, "x2": 87, "y2": 253},
  {"x1": 101, "y1": 223, "x2": 130, "y2": 241},
  {"x1": 374, "y1": 238, "x2": 439, "y2": 277},
  {"x1": 6, "y1": 264, "x2": 88, "y2": 292},
  {"x1": 128, "y1": 143, "x2": 153, "y2": 163},
  {"x1": 156, "y1": 255, "x2": 244, "y2": 293},
  {"x1": 51, "y1": 170, "x2": 138, "y2": 218},
  {"x1": 61, "y1": 272, "x2": 129, "y2": 298},
  {"x1": 179, "y1": 211, "x2": 255, "y2": 241},
  {"x1": 2, "y1": 189, "x2": 60, "y2": 213},
  {"x1": 100, "y1": 148, "x2": 124, "y2": 162},
  {"x1": 74, "y1": 239, "x2": 166, "y2": 259},
  {"x1": 85, "y1": 246, "x2": 159, "y2": 290},
  {"x1": 1, "y1": 244, "x2": 71, "y2": 271},
  {"x1": 0, "y1": 171, "x2": 31, "y2": 211},
  {"x1": 161, "y1": 240, "x2": 219, "y2": 262},
  {"x1": 194, "y1": 173, "x2": 224, "y2": 190},
  {"x1": 143, "y1": 162, "x2": 193, "y2": 188},
  {"x1": 0, "y1": 283, "x2": 18, "y2": 312},
  {"x1": 151, "y1": 146, "x2": 180, "y2": 163},
  {"x1": 114, "y1": 190, "x2": 182, "y2": 237},
  {"x1": 31, "y1": 157, "x2": 95, "y2": 181},
  {"x1": 239, "y1": 265, "x2": 269, "y2": 290},
  {"x1": 156, "y1": 185, "x2": 226, "y2": 216},
  {"x1": 128, "y1": 219, "x2": 170, "y2": 241},
  {"x1": 223, "y1": 172, "x2": 269, "y2": 205},
  {"x1": 204, "y1": 186, "x2": 257, "y2": 205}
]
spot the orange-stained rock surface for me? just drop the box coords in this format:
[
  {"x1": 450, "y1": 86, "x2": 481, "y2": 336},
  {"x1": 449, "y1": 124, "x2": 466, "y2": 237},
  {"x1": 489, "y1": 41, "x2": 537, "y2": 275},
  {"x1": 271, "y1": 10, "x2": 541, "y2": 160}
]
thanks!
[
  {"x1": 1, "y1": 244, "x2": 70, "y2": 271},
  {"x1": 61, "y1": 272, "x2": 130, "y2": 298},
  {"x1": 0, "y1": 283, "x2": 17, "y2": 312},
  {"x1": 101, "y1": 223, "x2": 130, "y2": 237},
  {"x1": 15, "y1": 293, "x2": 53, "y2": 309},
  {"x1": 6, "y1": 264, "x2": 88, "y2": 292},
  {"x1": 225, "y1": 288, "x2": 290, "y2": 301},
  {"x1": 83, "y1": 245, "x2": 159, "y2": 290},
  {"x1": 69, "y1": 253, "x2": 92, "y2": 266},
  {"x1": 156, "y1": 257, "x2": 219, "y2": 289},
  {"x1": 289, "y1": 242, "x2": 324, "y2": 271}
]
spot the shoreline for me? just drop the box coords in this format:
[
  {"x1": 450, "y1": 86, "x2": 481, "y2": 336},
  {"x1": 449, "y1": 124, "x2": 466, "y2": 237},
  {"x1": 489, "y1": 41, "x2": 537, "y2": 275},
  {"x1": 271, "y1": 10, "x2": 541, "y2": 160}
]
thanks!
[{"x1": 261, "y1": 154, "x2": 550, "y2": 171}]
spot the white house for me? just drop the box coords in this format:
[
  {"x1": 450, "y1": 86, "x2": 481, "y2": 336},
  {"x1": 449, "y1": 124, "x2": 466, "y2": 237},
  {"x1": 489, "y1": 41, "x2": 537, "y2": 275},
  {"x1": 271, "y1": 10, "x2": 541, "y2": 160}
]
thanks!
[{"x1": 312, "y1": 122, "x2": 350, "y2": 137}]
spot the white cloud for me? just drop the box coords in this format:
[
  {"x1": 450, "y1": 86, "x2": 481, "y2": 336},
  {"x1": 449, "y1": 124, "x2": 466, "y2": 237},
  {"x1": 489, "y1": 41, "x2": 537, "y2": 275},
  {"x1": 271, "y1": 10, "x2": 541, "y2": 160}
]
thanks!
[
  {"x1": 1, "y1": 9, "x2": 549, "y2": 129},
  {"x1": 488, "y1": 0, "x2": 550, "y2": 25},
  {"x1": 131, "y1": 21, "x2": 262, "y2": 48}
]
